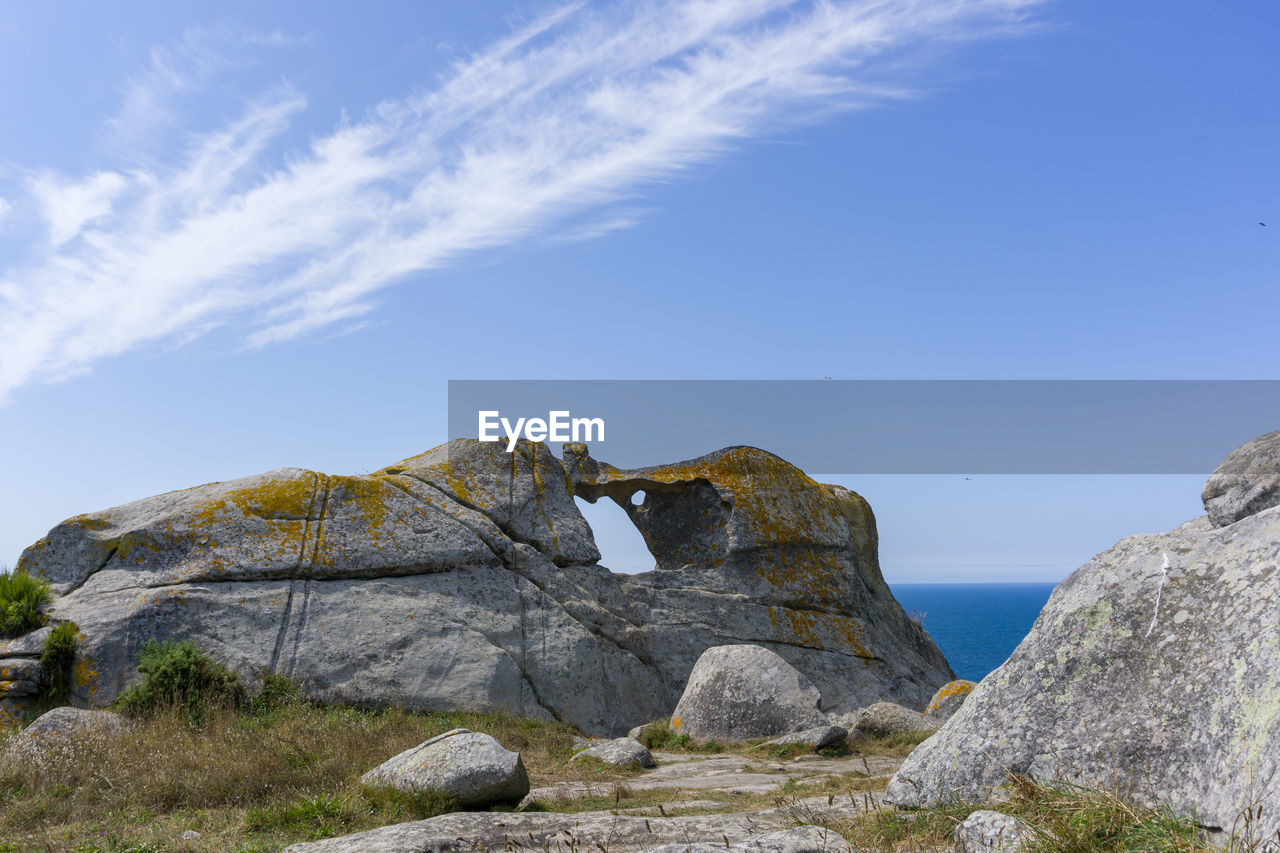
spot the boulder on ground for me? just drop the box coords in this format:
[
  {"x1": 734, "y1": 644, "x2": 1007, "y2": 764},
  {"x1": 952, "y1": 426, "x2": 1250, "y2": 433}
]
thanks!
[
  {"x1": 1202, "y1": 429, "x2": 1280, "y2": 528},
  {"x1": 762, "y1": 725, "x2": 848, "y2": 750},
  {"x1": 360, "y1": 728, "x2": 529, "y2": 807},
  {"x1": 854, "y1": 702, "x2": 940, "y2": 738},
  {"x1": 21, "y1": 706, "x2": 131, "y2": 738},
  {"x1": 954, "y1": 811, "x2": 1030, "y2": 852},
  {"x1": 885, "y1": 432, "x2": 1280, "y2": 839},
  {"x1": 3, "y1": 707, "x2": 132, "y2": 765},
  {"x1": 671, "y1": 645, "x2": 828, "y2": 742},
  {"x1": 571, "y1": 737, "x2": 654, "y2": 768},
  {"x1": 926, "y1": 680, "x2": 977, "y2": 721},
  {"x1": 628, "y1": 722, "x2": 657, "y2": 741}
]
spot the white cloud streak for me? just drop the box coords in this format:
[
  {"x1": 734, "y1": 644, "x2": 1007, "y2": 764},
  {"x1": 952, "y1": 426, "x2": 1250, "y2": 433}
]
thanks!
[{"x1": 0, "y1": 0, "x2": 1040, "y2": 402}]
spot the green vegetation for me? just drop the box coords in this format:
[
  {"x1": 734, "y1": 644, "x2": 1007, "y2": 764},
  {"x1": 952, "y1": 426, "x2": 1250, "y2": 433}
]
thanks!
[
  {"x1": 824, "y1": 774, "x2": 1214, "y2": 852},
  {"x1": 38, "y1": 621, "x2": 78, "y2": 703},
  {"x1": 634, "y1": 717, "x2": 723, "y2": 753},
  {"x1": 114, "y1": 639, "x2": 246, "y2": 720},
  {"x1": 0, "y1": 570, "x2": 51, "y2": 638}
]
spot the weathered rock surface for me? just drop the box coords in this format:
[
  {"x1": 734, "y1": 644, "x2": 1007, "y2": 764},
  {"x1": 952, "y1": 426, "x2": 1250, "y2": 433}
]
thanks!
[
  {"x1": 954, "y1": 811, "x2": 1031, "y2": 852},
  {"x1": 854, "y1": 702, "x2": 940, "y2": 738},
  {"x1": 636, "y1": 827, "x2": 849, "y2": 853},
  {"x1": 282, "y1": 795, "x2": 867, "y2": 852},
  {"x1": 21, "y1": 706, "x2": 131, "y2": 738},
  {"x1": 886, "y1": 437, "x2": 1280, "y2": 838},
  {"x1": 1202, "y1": 429, "x2": 1280, "y2": 528},
  {"x1": 671, "y1": 645, "x2": 829, "y2": 741},
  {"x1": 761, "y1": 725, "x2": 848, "y2": 750},
  {"x1": 628, "y1": 722, "x2": 657, "y2": 741},
  {"x1": 360, "y1": 728, "x2": 529, "y2": 807},
  {"x1": 3, "y1": 707, "x2": 131, "y2": 765},
  {"x1": 925, "y1": 680, "x2": 976, "y2": 721},
  {"x1": 522, "y1": 750, "x2": 903, "y2": 804},
  {"x1": 15, "y1": 440, "x2": 952, "y2": 734},
  {"x1": 571, "y1": 737, "x2": 654, "y2": 768}
]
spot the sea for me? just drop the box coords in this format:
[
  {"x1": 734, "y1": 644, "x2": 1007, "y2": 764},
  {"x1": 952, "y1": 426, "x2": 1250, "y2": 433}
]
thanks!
[{"x1": 889, "y1": 582, "x2": 1058, "y2": 683}]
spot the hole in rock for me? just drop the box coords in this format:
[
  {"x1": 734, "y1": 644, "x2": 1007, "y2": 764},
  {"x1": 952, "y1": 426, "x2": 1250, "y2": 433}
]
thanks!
[
  {"x1": 574, "y1": 495, "x2": 656, "y2": 574},
  {"x1": 629, "y1": 489, "x2": 646, "y2": 507}
]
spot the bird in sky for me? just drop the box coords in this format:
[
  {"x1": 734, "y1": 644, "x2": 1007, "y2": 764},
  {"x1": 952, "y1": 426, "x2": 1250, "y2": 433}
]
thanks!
[{"x1": 1261, "y1": 222, "x2": 1268, "y2": 227}]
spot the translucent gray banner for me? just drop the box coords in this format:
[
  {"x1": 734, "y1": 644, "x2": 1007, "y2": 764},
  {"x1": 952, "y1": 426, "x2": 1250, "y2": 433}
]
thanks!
[{"x1": 447, "y1": 380, "x2": 1280, "y2": 473}]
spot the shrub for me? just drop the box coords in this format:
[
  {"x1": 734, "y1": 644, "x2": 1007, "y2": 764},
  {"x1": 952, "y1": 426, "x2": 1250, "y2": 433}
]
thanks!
[
  {"x1": 635, "y1": 717, "x2": 722, "y2": 753},
  {"x1": 251, "y1": 671, "x2": 306, "y2": 714},
  {"x1": 0, "y1": 570, "x2": 52, "y2": 638},
  {"x1": 39, "y1": 621, "x2": 78, "y2": 702},
  {"x1": 114, "y1": 639, "x2": 245, "y2": 719}
]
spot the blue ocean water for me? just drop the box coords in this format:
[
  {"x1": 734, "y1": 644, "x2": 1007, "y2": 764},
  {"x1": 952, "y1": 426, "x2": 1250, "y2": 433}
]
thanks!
[{"x1": 890, "y1": 583, "x2": 1058, "y2": 683}]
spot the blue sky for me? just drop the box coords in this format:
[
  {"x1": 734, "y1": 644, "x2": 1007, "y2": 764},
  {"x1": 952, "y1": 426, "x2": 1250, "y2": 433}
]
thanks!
[{"x1": 0, "y1": 1, "x2": 1274, "y2": 580}]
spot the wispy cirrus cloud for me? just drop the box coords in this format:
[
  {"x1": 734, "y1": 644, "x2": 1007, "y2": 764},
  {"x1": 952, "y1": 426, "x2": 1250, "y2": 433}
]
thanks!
[{"x1": 0, "y1": 0, "x2": 1041, "y2": 402}]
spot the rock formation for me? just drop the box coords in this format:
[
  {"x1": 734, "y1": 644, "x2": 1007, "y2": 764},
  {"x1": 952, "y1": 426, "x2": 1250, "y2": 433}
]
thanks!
[
  {"x1": 670, "y1": 645, "x2": 829, "y2": 741},
  {"x1": 924, "y1": 679, "x2": 976, "y2": 721},
  {"x1": 360, "y1": 728, "x2": 529, "y2": 807},
  {"x1": 851, "y1": 701, "x2": 939, "y2": 738},
  {"x1": 15, "y1": 439, "x2": 952, "y2": 735},
  {"x1": 571, "y1": 737, "x2": 654, "y2": 768},
  {"x1": 1202, "y1": 428, "x2": 1280, "y2": 528},
  {"x1": 885, "y1": 430, "x2": 1280, "y2": 841}
]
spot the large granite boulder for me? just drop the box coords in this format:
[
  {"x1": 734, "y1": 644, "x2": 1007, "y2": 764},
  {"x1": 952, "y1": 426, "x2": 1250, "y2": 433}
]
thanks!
[
  {"x1": 885, "y1": 432, "x2": 1280, "y2": 839},
  {"x1": 1202, "y1": 429, "x2": 1280, "y2": 528},
  {"x1": 13, "y1": 440, "x2": 952, "y2": 735},
  {"x1": 360, "y1": 728, "x2": 529, "y2": 807},
  {"x1": 671, "y1": 645, "x2": 829, "y2": 741}
]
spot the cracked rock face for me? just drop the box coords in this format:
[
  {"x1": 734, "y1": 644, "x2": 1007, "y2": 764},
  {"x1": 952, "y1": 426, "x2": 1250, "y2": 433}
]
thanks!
[
  {"x1": 17, "y1": 439, "x2": 952, "y2": 735},
  {"x1": 885, "y1": 437, "x2": 1280, "y2": 837}
]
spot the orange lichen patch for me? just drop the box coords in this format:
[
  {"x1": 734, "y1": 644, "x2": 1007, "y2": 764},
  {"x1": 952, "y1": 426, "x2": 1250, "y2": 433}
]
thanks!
[
  {"x1": 0, "y1": 703, "x2": 21, "y2": 730},
  {"x1": 595, "y1": 447, "x2": 851, "y2": 551},
  {"x1": 671, "y1": 715, "x2": 684, "y2": 732},
  {"x1": 924, "y1": 680, "x2": 975, "y2": 714},
  {"x1": 200, "y1": 474, "x2": 318, "y2": 525},
  {"x1": 751, "y1": 550, "x2": 846, "y2": 605},
  {"x1": 74, "y1": 647, "x2": 99, "y2": 698},
  {"x1": 766, "y1": 606, "x2": 875, "y2": 661}
]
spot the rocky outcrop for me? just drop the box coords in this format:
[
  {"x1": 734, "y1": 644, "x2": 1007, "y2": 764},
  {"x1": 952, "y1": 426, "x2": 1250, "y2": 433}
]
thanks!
[
  {"x1": 360, "y1": 729, "x2": 529, "y2": 807},
  {"x1": 2, "y1": 707, "x2": 132, "y2": 768},
  {"x1": 853, "y1": 702, "x2": 940, "y2": 738},
  {"x1": 925, "y1": 679, "x2": 976, "y2": 721},
  {"x1": 671, "y1": 645, "x2": 828, "y2": 741},
  {"x1": 14, "y1": 439, "x2": 952, "y2": 735},
  {"x1": 282, "y1": 801, "x2": 860, "y2": 852},
  {"x1": 1202, "y1": 429, "x2": 1280, "y2": 528},
  {"x1": 761, "y1": 725, "x2": 847, "y2": 750},
  {"x1": 954, "y1": 811, "x2": 1031, "y2": 852},
  {"x1": 571, "y1": 737, "x2": 654, "y2": 768},
  {"x1": 885, "y1": 431, "x2": 1280, "y2": 839}
]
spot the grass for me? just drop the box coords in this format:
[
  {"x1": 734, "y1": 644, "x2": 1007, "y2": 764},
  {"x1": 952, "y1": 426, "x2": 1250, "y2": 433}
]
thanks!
[
  {"x1": 820, "y1": 773, "x2": 1216, "y2": 853},
  {"x1": 633, "y1": 717, "x2": 725, "y2": 754},
  {"x1": 0, "y1": 699, "x2": 606, "y2": 851},
  {"x1": 0, "y1": 571, "x2": 51, "y2": 639}
]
